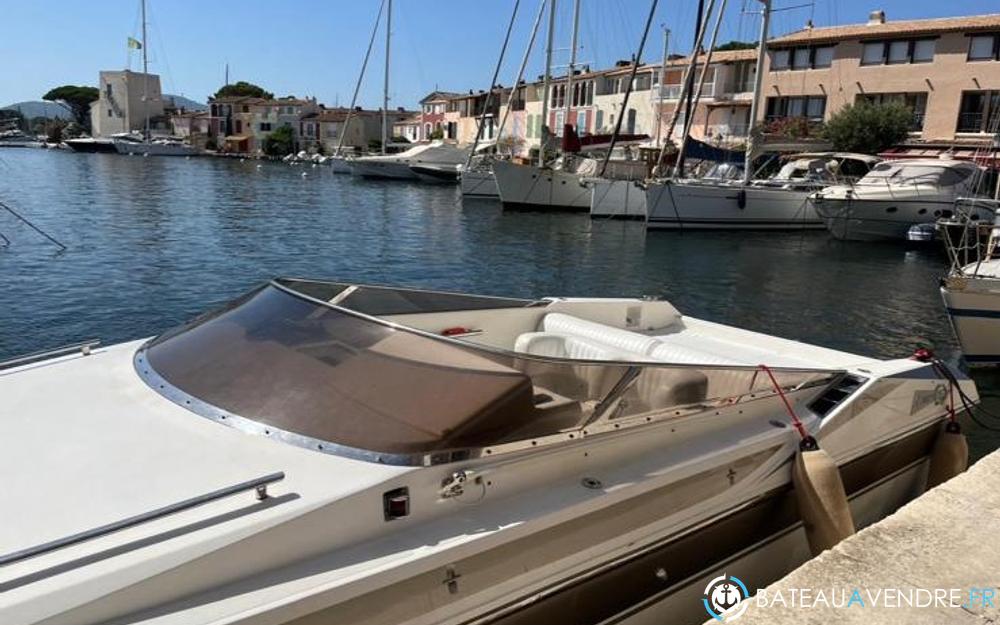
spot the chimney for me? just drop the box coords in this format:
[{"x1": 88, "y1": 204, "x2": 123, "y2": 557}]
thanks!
[
  {"x1": 805, "y1": 19, "x2": 814, "y2": 29},
  {"x1": 867, "y1": 10, "x2": 886, "y2": 26}
]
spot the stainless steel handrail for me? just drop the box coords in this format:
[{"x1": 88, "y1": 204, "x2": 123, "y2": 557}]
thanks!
[
  {"x1": 0, "y1": 339, "x2": 101, "y2": 372},
  {"x1": 0, "y1": 471, "x2": 285, "y2": 567}
]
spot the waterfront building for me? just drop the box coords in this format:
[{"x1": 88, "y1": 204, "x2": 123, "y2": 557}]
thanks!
[
  {"x1": 762, "y1": 10, "x2": 1000, "y2": 144},
  {"x1": 301, "y1": 107, "x2": 414, "y2": 154},
  {"x1": 418, "y1": 91, "x2": 460, "y2": 141},
  {"x1": 444, "y1": 88, "x2": 507, "y2": 145},
  {"x1": 393, "y1": 114, "x2": 422, "y2": 143},
  {"x1": 169, "y1": 110, "x2": 210, "y2": 147},
  {"x1": 89, "y1": 70, "x2": 165, "y2": 137},
  {"x1": 653, "y1": 49, "x2": 758, "y2": 147}
]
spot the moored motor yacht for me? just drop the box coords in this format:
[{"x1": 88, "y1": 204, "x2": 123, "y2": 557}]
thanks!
[
  {"x1": 0, "y1": 278, "x2": 976, "y2": 625},
  {"x1": 64, "y1": 136, "x2": 118, "y2": 153},
  {"x1": 349, "y1": 142, "x2": 470, "y2": 181},
  {"x1": 810, "y1": 159, "x2": 985, "y2": 242}
]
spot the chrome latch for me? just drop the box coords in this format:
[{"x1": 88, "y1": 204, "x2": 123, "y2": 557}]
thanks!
[{"x1": 440, "y1": 470, "x2": 475, "y2": 499}]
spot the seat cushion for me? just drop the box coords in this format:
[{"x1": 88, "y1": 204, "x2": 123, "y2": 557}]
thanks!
[{"x1": 543, "y1": 313, "x2": 661, "y2": 358}]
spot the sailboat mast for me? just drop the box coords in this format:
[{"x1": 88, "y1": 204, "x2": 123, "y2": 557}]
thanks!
[
  {"x1": 563, "y1": 0, "x2": 580, "y2": 130},
  {"x1": 743, "y1": 0, "x2": 771, "y2": 185},
  {"x1": 141, "y1": 0, "x2": 149, "y2": 142},
  {"x1": 538, "y1": 0, "x2": 557, "y2": 167},
  {"x1": 338, "y1": 0, "x2": 386, "y2": 157},
  {"x1": 382, "y1": 0, "x2": 392, "y2": 155},
  {"x1": 654, "y1": 26, "x2": 670, "y2": 148}
]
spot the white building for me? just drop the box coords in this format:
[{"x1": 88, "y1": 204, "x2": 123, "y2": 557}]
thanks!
[{"x1": 89, "y1": 70, "x2": 165, "y2": 137}]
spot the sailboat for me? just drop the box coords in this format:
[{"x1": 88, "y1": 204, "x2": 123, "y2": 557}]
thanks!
[
  {"x1": 645, "y1": 0, "x2": 833, "y2": 230},
  {"x1": 113, "y1": 0, "x2": 197, "y2": 157}
]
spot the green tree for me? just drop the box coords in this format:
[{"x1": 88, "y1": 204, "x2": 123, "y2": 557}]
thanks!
[
  {"x1": 262, "y1": 125, "x2": 295, "y2": 156},
  {"x1": 213, "y1": 81, "x2": 274, "y2": 100},
  {"x1": 820, "y1": 101, "x2": 913, "y2": 154},
  {"x1": 42, "y1": 85, "x2": 99, "y2": 129},
  {"x1": 714, "y1": 40, "x2": 756, "y2": 51}
]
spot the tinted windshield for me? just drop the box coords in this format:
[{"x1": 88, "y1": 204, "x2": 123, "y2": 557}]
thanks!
[{"x1": 141, "y1": 281, "x2": 838, "y2": 463}]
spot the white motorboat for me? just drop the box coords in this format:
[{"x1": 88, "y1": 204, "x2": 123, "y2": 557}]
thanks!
[
  {"x1": 64, "y1": 137, "x2": 118, "y2": 153},
  {"x1": 349, "y1": 142, "x2": 469, "y2": 181},
  {"x1": 0, "y1": 277, "x2": 975, "y2": 625},
  {"x1": 646, "y1": 153, "x2": 879, "y2": 230},
  {"x1": 941, "y1": 202, "x2": 1000, "y2": 366},
  {"x1": 811, "y1": 159, "x2": 985, "y2": 242},
  {"x1": 114, "y1": 136, "x2": 197, "y2": 157}
]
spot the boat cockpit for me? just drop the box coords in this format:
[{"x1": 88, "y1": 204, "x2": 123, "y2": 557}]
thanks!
[{"x1": 136, "y1": 279, "x2": 849, "y2": 466}]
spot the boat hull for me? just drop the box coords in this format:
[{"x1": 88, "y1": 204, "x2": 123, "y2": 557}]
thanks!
[
  {"x1": 329, "y1": 156, "x2": 353, "y2": 174},
  {"x1": 460, "y1": 170, "x2": 499, "y2": 198},
  {"x1": 114, "y1": 141, "x2": 197, "y2": 157},
  {"x1": 813, "y1": 197, "x2": 958, "y2": 242},
  {"x1": 410, "y1": 164, "x2": 460, "y2": 184},
  {"x1": 65, "y1": 139, "x2": 117, "y2": 153},
  {"x1": 645, "y1": 182, "x2": 822, "y2": 230},
  {"x1": 590, "y1": 179, "x2": 646, "y2": 219},
  {"x1": 350, "y1": 159, "x2": 419, "y2": 180},
  {"x1": 493, "y1": 161, "x2": 592, "y2": 212},
  {"x1": 941, "y1": 277, "x2": 1000, "y2": 366}
]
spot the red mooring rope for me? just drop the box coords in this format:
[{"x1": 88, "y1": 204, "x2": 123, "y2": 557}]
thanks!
[{"x1": 758, "y1": 364, "x2": 809, "y2": 440}]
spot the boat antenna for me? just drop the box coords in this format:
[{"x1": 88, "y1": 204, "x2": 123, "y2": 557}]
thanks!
[
  {"x1": 494, "y1": 0, "x2": 548, "y2": 156},
  {"x1": 466, "y1": 0, "x2": 522, "y2": 169},
  {"x1": 742, "y1": 0, "x2": 771, "y2": 185},
  {"x1": 337, "y1": 0, "x2": 386, "y2": 157},
  {"x1": 382, "y1": 0, "x2": 392, "y2": 155},
  {"x1": 538, "y1": 0, "x2": 557, "y2": 167},
  {"x1": 673, "y1": 0, "x2": 728, "y2": 179},
  {"x1": 653, "y1": 0, "x2": 717, "y2": 176},
  {"x1": 600, "y1": 0, "x2": 659, "y2": 177}
]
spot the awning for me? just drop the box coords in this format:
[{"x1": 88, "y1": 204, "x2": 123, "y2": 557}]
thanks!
[
  {"x1": 880, "y1": 147, "x2": 1000, "y2": 169},
  {"x1": 224, "y1": 135, "x2": 251, "y2": 142}
]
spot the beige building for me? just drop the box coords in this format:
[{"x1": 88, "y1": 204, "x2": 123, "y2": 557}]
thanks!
[
  {"x1": 763, "y1": 11, "x2": 1000, "y2": 142},
  {"x1": 89, "y1": 70, "x2": 165, "y2": 137}
]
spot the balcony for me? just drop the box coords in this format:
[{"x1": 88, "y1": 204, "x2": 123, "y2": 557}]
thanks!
[{"x1": 651, "y1": 83, "x2": 716, "y2": 101}]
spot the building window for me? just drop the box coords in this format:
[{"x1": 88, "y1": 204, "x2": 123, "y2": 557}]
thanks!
[
  {"x1": 857, "y1": 92, "x2": 927, "y2": 130},
  {"x1": 105, "y1": 84, "x2": 113, "y2": 97},
  {"x1": 861, "y1": 39, "x2": 936, "y2": 66},
  {"x1": 595, "y1": 109, "x2": 604, "y2": 131},
  {"x1": 242, "y1": 105, "x2": 249, "y2": 113},
  {"x1": 957, "y1": 90, "x2": 1000, "y2": 133},
  {"x1": 771, "y1": 46, "x2": 834, "y2": 71},
  {"x1": 577, "y1": 110, "x2": 587, "y2": 134},
  {"x1": 771, "y1": 49, "x2": 790, "y2": 70},
  {"x1": 766, "y1": 96, "x2": 826, "y2": 122},
  {"x1": 107, "y1": 109, "x2": 112, "y2": 117},
  {"x1": 968, "y1": 34, "x2": 1000, "y2": 61},
  {"x1": 235, "y1": 120, "x2": 242, "y2": 134},
  {"x1": 260, "y1": 122, "x2": 272, "y2": 131}
]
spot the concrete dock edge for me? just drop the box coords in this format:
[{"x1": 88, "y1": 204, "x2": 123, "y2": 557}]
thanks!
[{"x1": 707, "y1": 449, "x2": 1000, "y2": 623}]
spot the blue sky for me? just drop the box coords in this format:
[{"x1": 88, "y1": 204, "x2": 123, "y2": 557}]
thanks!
[{"x1": 2, "y1": 0, "x2": 998, "y2": 109}]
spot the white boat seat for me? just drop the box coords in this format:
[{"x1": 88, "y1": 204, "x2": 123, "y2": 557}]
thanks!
[
  {"x1": 513, "y1": 330, "x2": 709, "y2": 409},
  {"x1": 542, "y1": 313, "x2": 662, "y2": 357}
]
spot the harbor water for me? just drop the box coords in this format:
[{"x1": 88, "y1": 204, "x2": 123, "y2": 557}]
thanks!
[{"x1": 2, "y1": 149, "x2": 999, "y2": 456}]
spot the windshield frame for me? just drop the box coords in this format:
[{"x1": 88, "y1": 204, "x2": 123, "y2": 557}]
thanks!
[{"x1": 135, "y1": 279, "x2": 842, "y2": 466}]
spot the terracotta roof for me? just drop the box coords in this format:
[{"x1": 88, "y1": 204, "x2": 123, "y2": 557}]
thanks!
[
  {"x1": 208, "y1": 96, "x2": 264, "y2": 105},
  {"x1": 770, "y1": 13, "x2": 1000, "y2": 46},
  {"x1": 420, "y1": 90, "x2": 463, "y2": 103}
]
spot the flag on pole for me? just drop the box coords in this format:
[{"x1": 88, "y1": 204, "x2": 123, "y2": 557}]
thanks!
[{"x1": 127, "y1": 37, "x2": 143, "y2": 50}]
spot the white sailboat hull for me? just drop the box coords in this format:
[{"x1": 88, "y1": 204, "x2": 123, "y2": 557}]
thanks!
[
  {"x1": 350, "y1": 159, "x2": 419, "y2": 180},
  {"x1": 645, "y1": 181, "x2": 823, "y2": 230},
  {"x1": 493, "y1": 160, "x2": 592, "y2": 212},
  {"x1": 942, "y1": 271, "x2": 1000, "y2": 366},
  {"x1": 589, "y1": 178, "x2": 646, "y2": 219},
  {"x1": 460, "y1": 170, "x2": 499, "y2": 198},
  {"x1": 329, "y1": 156, "x2": 353, "y2": 174}
]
